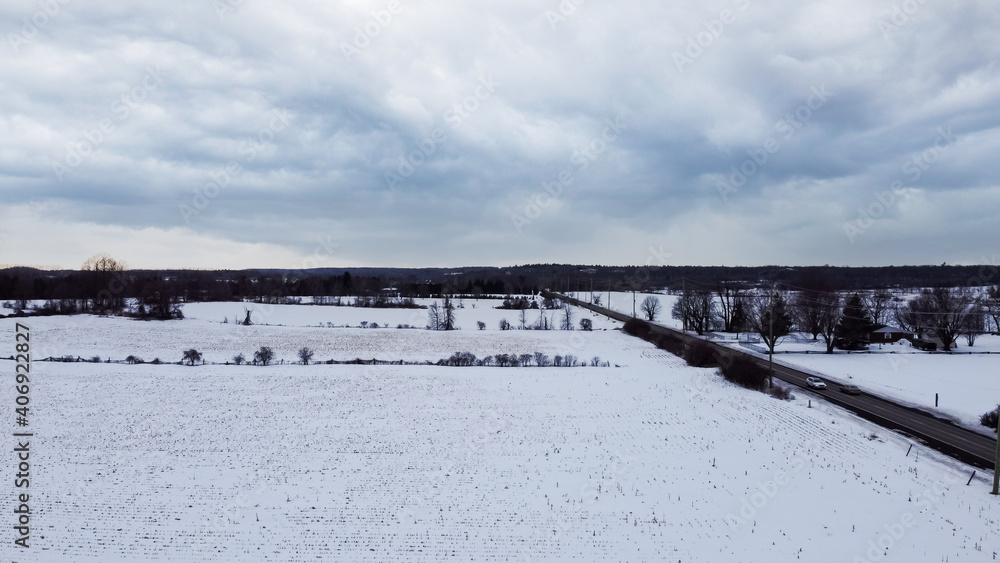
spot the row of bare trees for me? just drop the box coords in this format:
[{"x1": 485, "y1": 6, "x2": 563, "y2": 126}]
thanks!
[
  {"x1": 893, "y1": 287, "x2": 989, "y2": 349},
  {"x1": 670, "y1": 283, "x2": 997, "y2": 353},
  {"x1": 427, "y1": 296, "x2": 457, "y2": 330}
]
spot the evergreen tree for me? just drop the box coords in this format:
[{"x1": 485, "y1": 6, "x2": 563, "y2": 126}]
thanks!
[{"x1": 835, "y1": 293, "x2": 873, "y2": 350}]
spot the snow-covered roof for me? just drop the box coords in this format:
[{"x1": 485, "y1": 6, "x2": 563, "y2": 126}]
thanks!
[{"x1": 873, "y1": 326, "x2": 912, "y2": 333}]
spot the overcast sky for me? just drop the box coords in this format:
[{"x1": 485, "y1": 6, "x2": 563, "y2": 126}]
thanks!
[{"x1": 2, "y1": 0, "x2": 998, "y2": 270}]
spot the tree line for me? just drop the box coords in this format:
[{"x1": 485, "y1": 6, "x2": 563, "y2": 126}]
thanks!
[
  {"x1": 666, "y1": 282, "x2": 998, "y2": 352},
  {"x1": 5, "y1": 258, "x2": 1000, "y2": 312}
]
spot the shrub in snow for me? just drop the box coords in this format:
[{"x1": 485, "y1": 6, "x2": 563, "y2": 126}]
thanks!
[
  {"x1": 254, "y1": 346, "x2": 274, "y2": 366},
  {"x1": 768, "y1": 385, "x2": 792, "y2": 401},
  {"x1": 182, "y1": 349, "x2": 202, "y2": 366},
  {"x1": 444, "y1": 352, "x2": 477, "y2": 367},
  {"x1": 623, "y1": 319, "x2": 650, "y2": 339},
  {"x1": 298, "y1": 347, "x2": 314, "y2": 365},
  {"x1": 720, "y1": 356, "x2": 769, "y2": 392},
  {"x1": 653, "y1": 333, "x2": 685, "y2": 356},
  {"x1": 579, "y1": 318, "x2": 593, "y2": 331},
  {"x1": 684, "y1": 340, "x2": 716, "y2": 368},
  {"x1": 981, "y1": 407, "x2": 999, "y2": 430}
]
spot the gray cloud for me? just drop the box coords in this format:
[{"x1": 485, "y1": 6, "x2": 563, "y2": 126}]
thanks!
[{"x1": 1, "y1": 0, "x2": 998, "y2": 269}]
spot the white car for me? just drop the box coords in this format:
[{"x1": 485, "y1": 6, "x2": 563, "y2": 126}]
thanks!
[{"x1": 805, "y1": 377, "x2": 827, "y2": 389}]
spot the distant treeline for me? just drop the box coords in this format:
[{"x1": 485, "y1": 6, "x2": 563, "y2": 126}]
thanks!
[{"x1": 1, "y1": 263, "x2": 997, "y2": 308}]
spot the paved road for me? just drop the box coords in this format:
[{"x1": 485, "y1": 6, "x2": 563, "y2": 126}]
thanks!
[{"x1": 547, "y1": 291, "x2": 998, "y2": 471}]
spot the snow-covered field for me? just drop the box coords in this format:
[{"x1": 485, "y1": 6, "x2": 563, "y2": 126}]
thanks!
[
  {"x1": 7, "y1": 301, "x2": 625, "y2": 366},
  {"x1": 2, "y1": 304, "x2": 999, "y2": 562}
]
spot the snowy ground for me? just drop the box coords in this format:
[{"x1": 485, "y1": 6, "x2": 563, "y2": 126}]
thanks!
[
  {"x1": 5, "y1": 301, "x2": 625, "y2": 367},
  {"x1": 757, "y1": 336, "x2": 1000, "y2": 430},
  {"x1": 2, "y1": 304, "x2": 999, "y2": 562},
  {"x1": 588, "y1": 290, "x2": 1000, "y2": 431}
]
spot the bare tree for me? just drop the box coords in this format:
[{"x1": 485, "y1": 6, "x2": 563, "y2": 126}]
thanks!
[
  {"x1": 182, "y1": 349, "x2": 202, "y2": 366},
  {"x1": 791, "y1": 290, "x2": 824, "y2": 341},
  {"x1": 82, "y1": 253, "x2": 127, "y2": 272},
  {"x1": 498, "y1": 318, "x2": 511, "y2": 331},
  {"x1": 443, "y1": 295, "x2": 456, "y2": 330},
  {"x1": 961, "y1": 302, "x2": 985, "y2": 346},
  {"x1": 520, "y1": 309, "x2": 528, "y2": 330},
  {"x1": 254, "y1": 346, "x2": 274, "y2": 366},
  {"x1": 815, "y1": 292, "x2": 844, "y2": 354},
  {"x1": 560, "y1": 304, "x2": 573, "y2": 330},
  {"x1": 672, "y1": 294, "x2": 691, "y2": 331},
  {"x1": 982, "y1": 285, "x2": 1000, "y2": 333},
  {"x1": 138, "y1": 278, "x2": 184, "y2": 320},
  {"x1": 535, "y1": 310, "x2": 550, "y2": 330},
  {"x1": 477, "y1": 321, "x2": 486, "y2": 330},
  {"x1": 730, "y1": 296, "x2": 750, "y2": 336},
  {"x1": 671, "y1": 291, "x2": 712, "y2": 334},
  {"x1": 863, "y1": 290, "x2": 894, "y2": 326},
  {"x1": 427, "y1": 302, "x2": 441, "y2": 330},
  {"x1": 898, "y1": 288, "x2": 974, "y2": 351},
  {"x1": 747, "y1": 289, "x2": 793, "y2": 354},
  {"x1": 579, "y1": 318, "x2": 593, "y2": 331},
  {"x1": 640, "y1": 295, "x2": 662, "y2": 321},
  {"x1": 81, "y1": 253, "x2": 128, "y2": 314},
  {"x1": 716, "y1": 282, "x2": 746, "y2": 332},
  {"x1": 298, "y1": 347, "x2": 314, "y2": 365},
  {"x1": 894, "y1": 297, "x2": 930, "y2": 338},
  {"x1": 233, "y1": 353, "x2": 245, "y2": 365}
]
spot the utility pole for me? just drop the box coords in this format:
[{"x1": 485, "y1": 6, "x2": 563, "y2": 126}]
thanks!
[
  {"x1": 993, "y1": 402, "x2": 999, "y2": 495},
  {"x1": 682, "y1": 278, "x2": 686, "y2": 332},
  {"x1": 768, "y1": 284, "x2": 775, "y2": 390}
]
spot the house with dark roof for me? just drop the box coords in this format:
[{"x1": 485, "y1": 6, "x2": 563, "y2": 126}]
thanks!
[{"x1": 869, "y1": 326, "x2": 916, "y2": 344}]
